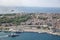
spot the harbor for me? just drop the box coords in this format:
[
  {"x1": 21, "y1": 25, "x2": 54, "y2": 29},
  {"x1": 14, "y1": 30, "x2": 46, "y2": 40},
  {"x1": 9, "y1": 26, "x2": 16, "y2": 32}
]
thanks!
[{"x1": 0, "y1": 32, "x2": 60, "y2": 40}]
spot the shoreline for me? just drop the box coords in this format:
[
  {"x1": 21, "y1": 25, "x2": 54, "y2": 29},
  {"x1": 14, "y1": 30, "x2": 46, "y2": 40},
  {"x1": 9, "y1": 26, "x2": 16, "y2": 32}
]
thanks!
[
  {"x1": 23, "y1": 29, "x2": 60, "y2": 36},
  {"x1": 0, "y1": 28, "x2": 60, "y2": 36}
]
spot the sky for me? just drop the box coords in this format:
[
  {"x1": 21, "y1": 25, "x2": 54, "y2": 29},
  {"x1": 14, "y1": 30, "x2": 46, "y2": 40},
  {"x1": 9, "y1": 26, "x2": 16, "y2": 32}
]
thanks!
[{"x1": 0, "y1": 0, "x2": 60, "y2": 7}]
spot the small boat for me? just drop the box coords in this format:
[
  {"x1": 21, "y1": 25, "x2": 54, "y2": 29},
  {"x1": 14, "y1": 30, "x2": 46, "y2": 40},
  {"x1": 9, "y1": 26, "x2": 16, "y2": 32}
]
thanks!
[
  {"x1": 8, "y1": 33, "x2": 19, "y2": 37},
  {"x1": 0, "y1": 31, "x2": 1, "y2": 32}
]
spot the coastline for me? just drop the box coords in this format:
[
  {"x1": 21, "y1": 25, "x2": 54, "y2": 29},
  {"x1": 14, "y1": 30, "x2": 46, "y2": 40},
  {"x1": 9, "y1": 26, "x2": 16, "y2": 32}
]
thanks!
[
  {"x1": 0, "y1": 28, "x2": 60, "y2": 36},
  {"x1": 23, "y1": 29, "x2": 60, "y2": 36},
  {"x1": 47, "y1": 32, "x2": 60, "y2": 36},
  {"x1": 0, "y1": 26, "x2": 60, "y2": 36}
]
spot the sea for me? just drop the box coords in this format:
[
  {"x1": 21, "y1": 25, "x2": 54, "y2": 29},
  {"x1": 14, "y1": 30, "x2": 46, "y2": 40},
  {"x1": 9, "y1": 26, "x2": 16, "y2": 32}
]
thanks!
[
  {"x1": 0, "y1": 7, "x2": 60, "y2": 14},
  {"x1": 0, "y1": 32, "x2": 60, "y2": 40}
]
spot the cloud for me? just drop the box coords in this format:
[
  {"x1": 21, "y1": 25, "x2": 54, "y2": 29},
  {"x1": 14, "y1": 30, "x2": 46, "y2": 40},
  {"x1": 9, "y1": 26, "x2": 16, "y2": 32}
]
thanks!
[
  {"x1": 0, "y1": 0, "x2": 60, "y2": 7},
  {"x1": 0, "y1": 0, "x2": 22, "y2": 6}
]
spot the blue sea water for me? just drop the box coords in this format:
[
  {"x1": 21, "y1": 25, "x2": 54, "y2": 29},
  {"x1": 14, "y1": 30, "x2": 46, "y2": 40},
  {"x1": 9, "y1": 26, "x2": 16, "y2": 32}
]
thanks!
[
  {"x1": 0, "y1": 32, "x2": 60, "y2": 40},
  {"x1": 0, "y1": 7, "x2": 60, "y2": 13}
]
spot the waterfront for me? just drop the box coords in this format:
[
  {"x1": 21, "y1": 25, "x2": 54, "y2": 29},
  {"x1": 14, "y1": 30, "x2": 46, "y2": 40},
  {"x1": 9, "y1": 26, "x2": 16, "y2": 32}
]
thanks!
[
  {"x1": 0, "y1": 0, "x2": 60, "y2": 40},
  {"x1": 0, "y1": 32, "x2": 60, "y2": 40}
]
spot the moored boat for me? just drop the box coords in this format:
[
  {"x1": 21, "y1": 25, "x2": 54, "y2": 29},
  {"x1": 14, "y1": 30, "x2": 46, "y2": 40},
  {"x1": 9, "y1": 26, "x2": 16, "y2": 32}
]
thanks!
[{"x1": 8, "y1": 33, "x2": 19, "y2": 37}]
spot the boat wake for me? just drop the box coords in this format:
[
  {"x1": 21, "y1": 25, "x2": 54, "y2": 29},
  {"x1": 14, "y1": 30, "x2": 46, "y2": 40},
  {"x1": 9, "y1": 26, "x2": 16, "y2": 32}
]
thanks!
[{"x1": 0, "y1": 35, "x2": 8, "y2": 38}]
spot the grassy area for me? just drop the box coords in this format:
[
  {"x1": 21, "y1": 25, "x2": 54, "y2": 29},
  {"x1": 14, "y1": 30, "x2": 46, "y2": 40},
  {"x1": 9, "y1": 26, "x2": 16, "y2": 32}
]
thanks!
[{"x1": 0, "y1": 14, "x2": 31, "y2": 25}]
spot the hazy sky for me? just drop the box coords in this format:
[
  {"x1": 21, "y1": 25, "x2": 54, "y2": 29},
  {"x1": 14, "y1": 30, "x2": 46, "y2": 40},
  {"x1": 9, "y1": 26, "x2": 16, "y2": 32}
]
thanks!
[{"x1": 0, "y1": 0, "x2": 60, "y2": 7}]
